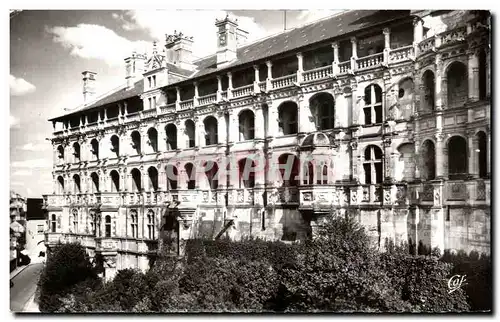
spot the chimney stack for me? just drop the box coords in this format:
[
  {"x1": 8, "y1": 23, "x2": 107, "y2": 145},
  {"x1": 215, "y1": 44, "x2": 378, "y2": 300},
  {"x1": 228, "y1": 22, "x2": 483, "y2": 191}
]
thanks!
[
  {"x1": 124, "y1": 51, "x2": 146, "y2": 89},
  {"x1": 82, "y1": 71, "x2": 97, "y2": 104},
  {"x1": 165, "y1": 31, "x2": 195, "y2": 71},
  {"x1": 215, "y1": 15, "x2": 246, "y2": 67}
]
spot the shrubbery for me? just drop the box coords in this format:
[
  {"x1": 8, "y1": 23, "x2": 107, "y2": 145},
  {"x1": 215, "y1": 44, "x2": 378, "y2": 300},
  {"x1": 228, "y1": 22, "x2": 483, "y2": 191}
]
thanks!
[
  {"x1": 41, "y1": 217, "x2": 489, "y2": 313},
  {"x1": 38, "y1": 242, "x2": 99, "y2": 312}
]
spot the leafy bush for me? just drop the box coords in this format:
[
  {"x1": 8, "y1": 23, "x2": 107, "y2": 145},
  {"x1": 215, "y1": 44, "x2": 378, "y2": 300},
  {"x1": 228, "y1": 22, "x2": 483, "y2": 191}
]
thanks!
[{"x1": 38, "y1": 242, "x2": 99, "y2": 312}]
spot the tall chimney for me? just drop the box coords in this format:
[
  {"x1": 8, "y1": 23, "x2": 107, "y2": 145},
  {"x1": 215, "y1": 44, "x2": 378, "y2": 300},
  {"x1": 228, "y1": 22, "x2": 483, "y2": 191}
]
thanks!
[
  {"x1": 124, "y1": 51, "x2": 146, "y2": 89},
  {"x1": 82, "y1": 71, "x2": 97, "y2": 104},
  {"x1": 165, "y1": 31, "x2": 195, "y2": 71},
  {"x1": 215, "y1": 15, "x2": 242, "y2": 67}
]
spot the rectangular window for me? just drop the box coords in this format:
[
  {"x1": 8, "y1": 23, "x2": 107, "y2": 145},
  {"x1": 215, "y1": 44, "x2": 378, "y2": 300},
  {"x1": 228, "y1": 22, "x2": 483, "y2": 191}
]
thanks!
[
  {"x1": 153, "y1": 75, "x2": 157, "y2": 88},
  {"x1": 375, "y1": 106, "x2": 383, "y2": 123},
  {"x1": 148, "y1": 97, "x2": 152, "y2": 110},
  {"x1": 131, "y1": 214, "x2": 138, "y2": 238},
  {"x1": 37, "y1": 225, "x2": 44, "y2": 234},
  {"x1": 148, "y1": 77, "x2": 152, "y2": 89},
  {"x1": 363, "y1": 164, "x2": 371, "y2": 184},
  {"x1": 375, "y1": 163, "x2": 383, "y2": 183},
  {"x1": 364, "y1": 108, "x2": 372, "y2": 125}
]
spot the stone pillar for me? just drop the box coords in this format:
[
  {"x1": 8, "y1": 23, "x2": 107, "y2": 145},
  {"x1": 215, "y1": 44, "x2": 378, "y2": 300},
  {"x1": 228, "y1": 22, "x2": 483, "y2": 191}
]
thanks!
[
  {"x1": 413, "y1": 18, "x2": 423, "y2": 53},
  {"x1": 228, "y1": 110, "x2": 239, "y2": 144},
  {"x1": 216, "y1": 75, "x2": 223, "y2": 101},
  {"x1": 217, "y1": 111, "x2": 227, "y2": 145},
  {"x1": 267, "y1": 101, "x2": 279, "y2": 139},
  {"x1": 487, "y1": 127, "x2": 491, "y2": 176},
  {"x1": 297, "y1": 95, "x2": 309, "y2": 134},
  {"x1": 227, "y1": 72, "x2": 233, "y2": 99},
  {"x1": 383, "y1": 138, "x2": 393, "y2": 181},
  {"x1": 195, "y1": 117, "x2": 203, "y2": 148},
  {"x1": 468, "y1": 51, "x2": 479, "y2": 101},
  {"x1": 435, "y1": 54, "x2": 443, "y2": 110},
  {"x1": 486, "y1": 48, "x2": 491, "y2": 98},
  {"x1": 351, "y1": 81, "x2": 359, "y2": 126},
  {"x1": 383, "y1": 28, "x2": 391, "y2": 64},
  {"x1": 103, "y1": 108, "x2": 108, "y2": 122},
  {"x1": 332, "y1": 42, "x2": 339, "y2": 76},
  {"x1": 253, "y1": 65, "x2": 260, "y2": 93},
  {"x1": 254, "y1": 105, "x2": 265, "y2": 140},
  {"x1": 266, "y1": 61, "x2": 273, "y2": 90},
  {"x1": 296, "y1": 52, "x2": 303, "y2": 84},
  {"x1": 176, "y1": 121, "x2": 185, "y2": 150},
  {"x1": 435, "y1": 133, "x2": 446, "y2": 179},
  {"x1": 193, "y1": 82, "x2": 199, "y2": 107},
  {"x1": 175, "y1": 87, "x2": 181, "y2": 111},
  {"x1": 350, "y1": 37, "x2": 357, "y2": 73},
  {"x1": 350, "y1": 140, "x2": 360, "y2": 183}
]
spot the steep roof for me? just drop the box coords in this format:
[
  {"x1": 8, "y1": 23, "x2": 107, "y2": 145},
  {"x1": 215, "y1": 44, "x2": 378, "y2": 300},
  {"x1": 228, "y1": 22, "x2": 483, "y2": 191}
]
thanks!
[
  {"x1": 52, "y1": 10, "x2": 411, "y2": 121},
  {"x1": 190, "y1": 10, "x2": 411, "y2": 80}
]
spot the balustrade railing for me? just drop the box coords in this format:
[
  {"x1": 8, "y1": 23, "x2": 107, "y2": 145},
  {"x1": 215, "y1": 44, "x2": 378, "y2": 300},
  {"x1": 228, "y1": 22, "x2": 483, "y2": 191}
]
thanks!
[
  {"x1": 271, "y1": 74, "x2": 297, "y2": 90},
  {"x1": 258, "y1": 81, "x2": 266, "y2": 93},
  {"x1": 440, "y1": 26, "x2": 467, "y2": 46},
  {"x1": 338, "y1": 61, "x2": 350, "y2": 74},
  {"x1": 160, "y1": 103, "x2": 176, "y2": 114},
  {"x1": 302, "y1": 65, "x2": 332, "y2": 82},
  {"x1": 389, "y1": 45, "x2": 414, "y2": 63},
  {"x1": 232, "y1": 84, "x2": 253, "y2": 98},
  {"x1": 418, "y1": 36, "x2": 435, "y2": 55},
  {"x1": 179, "y1": 99, "x2": 194, "y2": 110},
  {"x1": 198, "y1": 93, "x2": 217, "y2": 106},
  {"x1": 356, "y1": 52, "x2": 384, "y2": 70}
]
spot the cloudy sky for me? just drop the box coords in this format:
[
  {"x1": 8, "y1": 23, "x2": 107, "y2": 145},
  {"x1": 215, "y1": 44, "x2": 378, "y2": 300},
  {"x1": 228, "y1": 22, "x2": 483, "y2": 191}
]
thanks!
[{"x1": 10, "y1": 9, "x2": 341, "y2": 198}]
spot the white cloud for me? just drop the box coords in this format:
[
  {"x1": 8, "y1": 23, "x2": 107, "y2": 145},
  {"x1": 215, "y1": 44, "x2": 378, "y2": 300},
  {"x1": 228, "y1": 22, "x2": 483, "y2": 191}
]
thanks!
[
  {"x1": 12, "y1": 169, "x2": 32, "y2": 176},
  {"x1": 115, "y1": 10, "x2": 267, "y2": 59},
  {"x1": 10, "y1": 74, "x2": 36, "y2": 96},
  {"x1": 11, "y1": 158, "x2": 52, "y2": 169},
  {"x1": 45, "y1": 23, "x2": 149, "y2": 65},
  {"x1": 17, "y1": 142, "x2": 49, "y2": 152},
  {"x1": 10, "y1": 115, "x2": 20, "y2": 128}
]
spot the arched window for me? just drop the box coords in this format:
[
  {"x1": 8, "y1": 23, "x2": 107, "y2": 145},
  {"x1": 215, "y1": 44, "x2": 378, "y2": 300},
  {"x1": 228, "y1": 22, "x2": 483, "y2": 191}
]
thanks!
[
  {"x1": 57, "y1": 145, "x2": 65, "y2": 163},
  {"x1": 90, "y1": 172, "x2": 99, "y2": 193},
  {"x1": 110, "y1": 135, "x2": 120, "y2": 157},
  {"x1": 447, "y1": 136, "x2": 467, "y2": 179},
  {"x1": 278, "y1": 154, "x2": 299, "y2": 186},
  {"x1": 166, "y1": 164, "x2": 178, "y2": 190},
  {"x1": 476, "y1": 131, "x2": 487, "y2": 178},
  {"x1": 278, "y1": 102, "x2": 298, "y2": 135},
  {"x1": 303, "y1": 161, "x2": 314, "y2": 185},
  {"x1": 478, "y1": 49, "x2": 487, "y2": 100},
  {"x1": 51, "y1": 214, "x2": 57, "y2": 233},
  {"x1": 204, "y1": 116, "x2": 218, "y2": 145},
  {"x1": 90, "y1": 139, "x2": 99, "y2": 160},
  {"x1": 105, "y1": 215, "x2": 111, "y2": 237},
  {"x1": 72, "y1": 142, "x2": 81, "y2": 163},
  {"x1": 364, "y1": 84, "x2": 383, "y2": 124},
  {"x1": 73, "y1": 174, "x2": 81, "y2": 193},
  {"x1": 363, "y1": 145, "x2": 383, "y2": 184},
  {"x1": 317, "y1": 163, "x2": 328, "y2": 185},
  {"x1": 130, "y1": 210, "x2": 138, "y2": 238},
  {"x1": 165, "y1": 123, "x2": 177, "y2": 150},
  {"x1": 147, "y1": 128, "x2": 158, "y2": 153},
  {"x1": 148, "y1": 166, "x2": 159, "y2": 191},
  {"x1": 238, "y1": 158, "x2": 256, "y2": 188},
  {"x1": 309, "y1": 92, "x2": 335, "y2": 130},
  {"x1": 57, "y1": 176, "x2": 65, "y2": 194},
  {"x1": 239, "y1": 110, "x2": 255, "y2": 141},
  {"x1": 185, "y1": 120, "x2": 195, "y2": 148},
  {"x1": 131, "y1": 168, "x2": 142, "y2": 192},
  {"x1": 422, "y1": 70, "x2": 435, "y2": 111},
  {"x1": 447, "y1": 62, "x2": 468, "y2": 108},
  {"x1": 421, "y1": 140, "x2": 436, "y2": 180},
  {"x1": 204, "y1": 161, "x2": 219, "y2": 190},
  {"x1": 185, "y1": 163, "x2": 196, "y2": 189},
  {"x1": 131, "y1": 131, "x2": 141, "y2": 155},
  {"x1": 147, "y1": 210, "x2": 155, "y2": 240},
  {"x1": 110, "y1": 170, "x2": 120, "y2": 192}
]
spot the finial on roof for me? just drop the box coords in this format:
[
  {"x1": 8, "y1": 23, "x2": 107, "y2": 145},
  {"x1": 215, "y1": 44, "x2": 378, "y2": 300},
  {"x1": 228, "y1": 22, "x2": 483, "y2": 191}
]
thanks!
[{"x1": 152, "y1": 41, "x2": 157, "y2": 54}]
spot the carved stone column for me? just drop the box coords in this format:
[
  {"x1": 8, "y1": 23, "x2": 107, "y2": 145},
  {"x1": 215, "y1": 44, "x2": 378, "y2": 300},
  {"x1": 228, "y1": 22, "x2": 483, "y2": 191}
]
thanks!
[
  {"x1": 435, "y1": 132, "x2": 446, "y2": 179},
  {"x1": 468, "y1": 50, "x2": 479, "y2": 101}
]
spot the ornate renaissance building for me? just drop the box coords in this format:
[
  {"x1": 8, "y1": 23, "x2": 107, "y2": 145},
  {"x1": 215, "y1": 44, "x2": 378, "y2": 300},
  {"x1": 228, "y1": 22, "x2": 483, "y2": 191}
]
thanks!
[{"x1": 44, "y1": 10, "x2": 491, "y2": 279}]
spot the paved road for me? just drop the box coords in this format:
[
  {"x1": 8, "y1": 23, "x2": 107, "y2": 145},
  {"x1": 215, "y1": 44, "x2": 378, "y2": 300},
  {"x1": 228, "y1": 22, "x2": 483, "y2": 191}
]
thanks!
[{"x1": 10, "y1": 263, "x2": 44, "y2": 312}]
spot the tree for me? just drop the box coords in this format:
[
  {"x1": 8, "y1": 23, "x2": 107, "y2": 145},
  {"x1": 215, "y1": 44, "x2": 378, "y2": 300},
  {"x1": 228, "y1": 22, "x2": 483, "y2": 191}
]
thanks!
[{"x1": 38, "y1": 242, "x2": 99, "y2": 312}]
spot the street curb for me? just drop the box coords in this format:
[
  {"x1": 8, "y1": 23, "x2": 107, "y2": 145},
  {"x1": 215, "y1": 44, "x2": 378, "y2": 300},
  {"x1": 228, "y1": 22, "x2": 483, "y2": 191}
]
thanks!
[
  {"x1": 22, "y1": 291, "x2": 39, "y2": 313},
  {"x1": 10, "y1": 264, "x2": 29, "y2": 280}
]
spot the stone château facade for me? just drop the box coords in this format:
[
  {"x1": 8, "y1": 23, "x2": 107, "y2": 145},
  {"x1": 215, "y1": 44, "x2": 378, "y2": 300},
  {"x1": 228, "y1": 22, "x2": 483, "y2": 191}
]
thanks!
[{"x1": 44, "y1": 10, "x2": 491, "y2": 279}]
